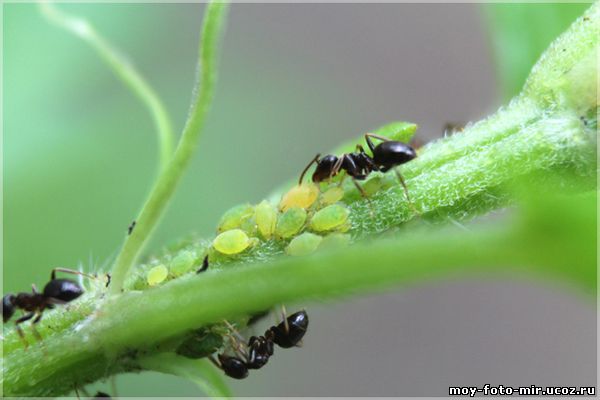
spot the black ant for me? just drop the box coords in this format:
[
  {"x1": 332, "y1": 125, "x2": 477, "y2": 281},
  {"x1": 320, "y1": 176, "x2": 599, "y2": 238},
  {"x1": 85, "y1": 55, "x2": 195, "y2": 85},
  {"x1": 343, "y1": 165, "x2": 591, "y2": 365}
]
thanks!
[
  {"x1": 299, "y1": 133, "x2": 417, "y2": 205},
  {"x1": 210, "y1": 310, "x2": 309, "y2": 379},
  {"x1": 2, "y1": 268, "x2": 94, "y2": 347}
]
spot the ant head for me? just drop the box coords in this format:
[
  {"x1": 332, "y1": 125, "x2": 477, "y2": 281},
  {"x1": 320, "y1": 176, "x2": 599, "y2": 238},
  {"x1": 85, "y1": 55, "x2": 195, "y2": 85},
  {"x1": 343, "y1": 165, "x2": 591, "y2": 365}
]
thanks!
[
  {"x1": 312, "y1": 154, "x2": 338, "y2": 182},
  {"x1": 218, "y1": 354, "x2": 249, "y2": 379},
  {"x1": 2, "y1": 294, "x2": 16, "y2": 323},
  {"x1": 43, "y1": 279, "x2": 84, "y2": 303}
]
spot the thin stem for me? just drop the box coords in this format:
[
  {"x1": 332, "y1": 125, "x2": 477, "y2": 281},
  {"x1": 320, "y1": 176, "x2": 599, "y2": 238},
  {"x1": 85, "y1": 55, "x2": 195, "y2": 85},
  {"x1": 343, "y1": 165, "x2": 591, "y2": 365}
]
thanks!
[
  {"x1": 39, "y1": 2, "x2": 175, "y2": 171},
  {"x1": 108, "y1": 1, "x2": 229, "y2": 294}
]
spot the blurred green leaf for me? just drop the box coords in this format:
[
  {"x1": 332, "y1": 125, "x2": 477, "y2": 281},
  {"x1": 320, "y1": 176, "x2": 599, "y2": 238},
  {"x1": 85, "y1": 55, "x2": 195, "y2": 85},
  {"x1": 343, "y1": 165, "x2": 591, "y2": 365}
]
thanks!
[{"x1": 483, "y1": 3, "x2": 589, "y2": 100}]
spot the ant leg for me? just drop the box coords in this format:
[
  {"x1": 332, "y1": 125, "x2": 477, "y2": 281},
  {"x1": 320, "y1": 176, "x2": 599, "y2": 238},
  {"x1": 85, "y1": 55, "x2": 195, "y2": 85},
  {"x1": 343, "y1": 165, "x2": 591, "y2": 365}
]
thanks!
[
  {"x1": 393, "y1": 169, "x2": 421, "y2": 216},
  {"x1": 280, "y1": 304, "x2": 290, "y2": 334},
  {"x1": 32, "y1": 284, "x2": 39, "y2": 294},
  {"x1": 299, "y1": 154, "x2": 321, "y2": 185},
  {"x1": 328, "y1": 155, "x2": 345, "y2": 183},
  {"x1": 365, "y1": 132, "x2": 392, "y2": 142},
  {"x1": 208, "y1": 354, "x2": 222, "y2": 369},
  {"x1": 15, "y1": 312, "x2": 35, "y2": 348},
  {"x1": 31, "y1": 313, "x2": 44, "y2": 342},
  {"x1": 51, "y1": 268, "x2": 96, "y2": 281},
  {"x1": 223, "y1": 320, "x2": 246, "y2": 343},
  {"x1": 351, "y1": 178, "x2": 375, "y2": 216}
]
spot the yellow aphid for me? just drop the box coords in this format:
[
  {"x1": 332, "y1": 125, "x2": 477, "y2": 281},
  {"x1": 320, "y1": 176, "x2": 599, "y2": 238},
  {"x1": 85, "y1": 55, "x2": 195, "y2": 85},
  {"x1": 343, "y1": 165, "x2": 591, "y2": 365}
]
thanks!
[
  {"x1": 286, "y1": 232, "x2": 323, "y2": 256},
  {"x1": 255, "y1": 200, "x2": 277, "y2": 239},
  {"x1": 310, "y1": 204, "x2": 350, "y2": 232},
  {"x1": 213, "y1": 229, "x2": 250, "y2": 255},
  {"x1": 170, "y1": 251, "x2": 195, "y2": 277},
  {"x1": 275, "y1": 207, "x2": 307, "y2": 238},
  {"x1": 321, "y1": 186, "x2": 345, "y2": 205},
  {"x1": 279, "y1": 183, "x2": 319, "y2": 211},
  {"x1": 217, "y1": 204, "x2": 254, "y2": 233},
  {"x1": 147, "y1": 264, "x2": 168, "y2": 286}
]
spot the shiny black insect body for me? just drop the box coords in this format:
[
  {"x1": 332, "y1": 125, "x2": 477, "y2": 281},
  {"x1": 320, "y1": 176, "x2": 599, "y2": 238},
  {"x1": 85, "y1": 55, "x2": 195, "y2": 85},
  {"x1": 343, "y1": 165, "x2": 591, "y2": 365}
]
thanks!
[
  {"x1": 2, "y1": 268, "x2": 91, "y2": 346},
  {"x1": 299, "y1": 133, "x2": 417, "y2": 201},
  {"x1": 246, "y1": 335, "x2": 274, "y2": 370},
  {"x1": 266, "y1": 310, "x2": 309, "y2": 349},
  {"x1": 213, "y1": 354, "x2": 249, "y2": 379},
  {"x1": 211, "y1": 310, "x2": 309, "y2": 379}
]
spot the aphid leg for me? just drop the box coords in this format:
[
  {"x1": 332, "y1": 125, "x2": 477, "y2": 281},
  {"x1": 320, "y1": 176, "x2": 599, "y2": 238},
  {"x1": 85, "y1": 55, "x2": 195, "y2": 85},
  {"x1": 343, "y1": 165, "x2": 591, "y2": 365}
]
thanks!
[
  {"x1": 196, "y1": 255, "x2": 209, "y2": 274},
  {"x1": 32, "y1": 284, "x2": 39, "y2": 294},
  {"x1": 51, "y1": 268, "x2": 96, "y2": 281},
  {"x1": 15, "y1": 312, "x2": 35, "y2": 348},
  {"x1": 393, "y1": 169, "x2": 421, "y2": 216},
  {"x1": 299, "y1": 154, "x2": 321, "y2": 185}
]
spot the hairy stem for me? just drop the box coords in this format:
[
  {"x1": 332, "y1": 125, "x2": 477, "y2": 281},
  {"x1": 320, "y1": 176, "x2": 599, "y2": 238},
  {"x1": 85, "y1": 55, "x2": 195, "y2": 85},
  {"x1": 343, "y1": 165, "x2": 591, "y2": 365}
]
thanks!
[{"x1": 108, "y1": 1, "x2": 229, "y2": 294}]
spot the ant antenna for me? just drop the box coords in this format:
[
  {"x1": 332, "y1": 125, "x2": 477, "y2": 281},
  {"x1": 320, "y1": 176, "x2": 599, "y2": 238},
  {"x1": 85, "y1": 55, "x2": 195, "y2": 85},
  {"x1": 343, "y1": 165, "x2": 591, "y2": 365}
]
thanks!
[{"x1": 298, "y1": 154, "x2": 321, "y2": 185}]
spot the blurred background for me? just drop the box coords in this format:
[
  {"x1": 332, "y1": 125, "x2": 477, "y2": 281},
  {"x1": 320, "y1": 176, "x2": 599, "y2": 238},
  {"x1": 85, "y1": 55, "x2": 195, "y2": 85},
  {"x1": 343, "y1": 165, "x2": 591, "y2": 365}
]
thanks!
[{"x1": 3, "y1": 3, "x2": 595, "y2": 396}]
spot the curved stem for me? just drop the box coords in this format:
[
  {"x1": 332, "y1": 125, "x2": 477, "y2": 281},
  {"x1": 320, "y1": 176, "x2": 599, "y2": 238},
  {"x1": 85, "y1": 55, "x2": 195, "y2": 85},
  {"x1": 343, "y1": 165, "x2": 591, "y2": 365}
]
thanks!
[
  {"x1": 39, "y1": 2, "x2": 175, "y2": 171},
  {"x1": 108, "y1": 1, "x2": 229, "y2": 294}
]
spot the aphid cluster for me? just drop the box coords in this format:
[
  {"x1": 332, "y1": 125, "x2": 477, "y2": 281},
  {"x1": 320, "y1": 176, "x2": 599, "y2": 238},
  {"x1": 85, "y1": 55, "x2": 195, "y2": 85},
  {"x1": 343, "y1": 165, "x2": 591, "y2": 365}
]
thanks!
[
  {"x1": 211, "y1": 310, "x2": 309, "y2": 379},
  {"x1": 3, "y1": 268, "x2": 94, "y2": 346}
]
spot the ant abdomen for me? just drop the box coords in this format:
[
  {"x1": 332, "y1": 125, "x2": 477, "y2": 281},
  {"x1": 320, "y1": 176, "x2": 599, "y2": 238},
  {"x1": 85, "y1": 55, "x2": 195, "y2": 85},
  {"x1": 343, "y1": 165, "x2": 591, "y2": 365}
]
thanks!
[
  {"x1": 268, "y1": 310, "x2": 309, "y2": 348},
  {"x1": 372, "y1": 141, "x2": 416, "y2": 169},
  {"x1": 43, "y1": 279, "x2": 84, "y2": 302}
]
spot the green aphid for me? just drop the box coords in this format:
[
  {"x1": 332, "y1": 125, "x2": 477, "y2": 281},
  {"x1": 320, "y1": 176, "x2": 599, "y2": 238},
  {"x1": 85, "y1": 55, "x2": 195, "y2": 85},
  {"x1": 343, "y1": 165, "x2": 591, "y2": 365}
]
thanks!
[
  {"x1": 363, "y1": 176, "x2": 382, "y2": 196},
  {"x1": 170, "y1": 250, "x2": 195, "y2": 277},
  {"x1": 147, "y1": 264, "x2": 168, "y2": 286},
  {"x1": 275, "y1": 207, "x2": 307, "y2": 238},
  {"x1": 310, "y1": 204, "x2": 350, "y2": 232},
  {"x1": 286, "y1": 232, "x2": 323, "y2": 256},
  {"x1": 321, "y1": 186, "x2": 345, "y2": 205},
  {"x1": 217, "y1": 204, "x2": 254, "y2": 233},
  {"x1": 213, "y1": 229, "x2": 250, "y2": 255},
  {"x1": 320, "y1": 233, "x2": 351, "y2": 249},
  {"x1": 176, "y1": 328, "x2": 224, "y2": 360},
  {"x1": 255, "y1": 200, "x2": 277, "y2": 239}
]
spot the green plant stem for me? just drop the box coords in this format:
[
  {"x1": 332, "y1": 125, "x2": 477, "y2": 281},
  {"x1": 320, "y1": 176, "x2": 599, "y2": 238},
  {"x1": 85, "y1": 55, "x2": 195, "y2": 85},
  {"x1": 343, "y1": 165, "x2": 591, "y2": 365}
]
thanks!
[
  {"x1": 108, "y1": 1, "x2": 229, "y2": 295},
  {"x1": 2, "y1": 190, "x2": 595, "y2": 396},
  {"x1": 39, "y1": 2, "x2": 175, "y2": 171}
]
